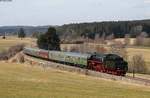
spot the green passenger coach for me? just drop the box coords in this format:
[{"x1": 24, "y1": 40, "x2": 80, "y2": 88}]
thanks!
[{"x1": 48, "y1": 51, "x2": 90, "y2": 67}]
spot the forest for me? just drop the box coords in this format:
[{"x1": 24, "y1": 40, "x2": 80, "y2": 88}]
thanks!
[{"x1": 56, "y1": 19, "x2": 150, "y2": 39}]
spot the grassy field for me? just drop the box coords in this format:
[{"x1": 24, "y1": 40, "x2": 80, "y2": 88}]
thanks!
[
  {"x1": 0, "y1": 62, "x2": 150, "y2": 98},
  {"x1": 0, "y1": 36, "x2": 36, "y2": 50},
  {"x1": 127, "y1": 46, "x2": 150, "y2": 49},
  {"x1": 127, "y1": 48, "x2": 150, "y2": 62},
  {"x1": 0, "y1": 37, "x2": 150, "y2": 97},
  {"x1": 126, "y1": 47, "x2": 150, "y2": 72}
]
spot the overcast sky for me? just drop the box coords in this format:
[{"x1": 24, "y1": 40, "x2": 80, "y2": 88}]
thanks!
[{"x1": 0, "y1": 0, "x2": 150, "y2": 26}]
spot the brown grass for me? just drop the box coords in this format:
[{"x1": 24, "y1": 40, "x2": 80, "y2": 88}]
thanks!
[
  {"x1": 0, "y1": 61, "x2": 150, "y2": 98},
  {"x1": 0, "y1": 36, "x2": 36, "y2": 50}
]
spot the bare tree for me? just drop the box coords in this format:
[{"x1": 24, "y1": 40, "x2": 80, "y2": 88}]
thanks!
[
  {"x1": 130, "y1": 55, "x2": 147, "y2": 74},
  {"x1": 124, "y1": 34, "x2": 130, "y2": 45},
  {"x1": 70, "y1": 46, "x2": 79, "y2": 52},
  {"x1": 94, "y1": 33, "x2": 100, "y2": 43},
  {"x1": 135, "y1": 32, "x2": 148, "y2": 46},
  {"x1": 106, "y1": 34, "x2": 114, "y2": 40}
]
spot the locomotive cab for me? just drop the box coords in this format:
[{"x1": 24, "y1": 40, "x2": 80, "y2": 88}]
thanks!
[{"x1": 88, "y1": 54, "x2": 106, "y2": 72}]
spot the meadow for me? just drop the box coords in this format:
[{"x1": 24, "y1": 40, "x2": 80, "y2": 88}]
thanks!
[
  {"x1": 0, "y1": 36, "x2": 150, "y2": 98},
  {"x1": 0, "y1": 62, "x2": 150, "y2": 98},
  {"x1": 0, "y1": 36, "x2": 36, "y2": 50}
]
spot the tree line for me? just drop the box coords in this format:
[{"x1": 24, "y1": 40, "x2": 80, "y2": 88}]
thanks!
[{"x1": 56, "y1": 19, "x2": 150, "y2": 39}]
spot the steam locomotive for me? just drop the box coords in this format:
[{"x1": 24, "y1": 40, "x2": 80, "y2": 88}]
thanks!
[{"x1": 23, "y1": 47, "x2": 128, "y2": 76}]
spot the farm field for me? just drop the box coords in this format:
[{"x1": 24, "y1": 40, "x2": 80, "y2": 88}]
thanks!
[
  {"x1": 127, "y1": 46, "x2": 150, "y2": 49},
  {"x1": 0, "y1": 36, "x2": 36, "y2": 50},
  {"x1": 126, "y1": 48, "x2": 150, "y2": 72},
  {"x1": 127, "y1": 48, "x2": 150, "y2": 62},
  {"x1": 0, "y1": 62, "x2": 150, "y2": 98},
  {"x1": 0, "y1": 37, "x2": 150, "y2": 97}
]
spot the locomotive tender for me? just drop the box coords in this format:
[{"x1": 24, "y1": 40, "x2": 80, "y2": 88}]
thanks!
[{"x1": 23, "y1": 47, "x2": 128, "y2": 76}]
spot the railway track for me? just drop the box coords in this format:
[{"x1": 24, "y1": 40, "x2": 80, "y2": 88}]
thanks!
[
  {"x1": 23, "y1": 54, "x2": 150, "y2": 86},
  {"x1": 126, "y1": 75, "x2": 150, "y2": 84}
]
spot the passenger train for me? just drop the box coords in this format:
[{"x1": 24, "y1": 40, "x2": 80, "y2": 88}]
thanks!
[{"x1": 23, "y1": 47, "x2": 128, "y2": 76}]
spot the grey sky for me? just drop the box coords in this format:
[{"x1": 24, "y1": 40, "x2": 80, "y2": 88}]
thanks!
[{"x1": 0, "y1": 0, "x2": 150, "y2": 26}]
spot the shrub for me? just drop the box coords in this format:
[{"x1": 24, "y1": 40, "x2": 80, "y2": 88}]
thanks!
[
  {"x1": 19, "y1": 55, "x2": 25, "y2": 63},
  {"x1": 70, "y1": 46, "x2": 79, "y2": 52},
  {"x1": 0, "y1": 44, "x2": 25, "y2": 60},
  {"x1": 2, "y1": 36, "x2": 6, "y2": 39}
]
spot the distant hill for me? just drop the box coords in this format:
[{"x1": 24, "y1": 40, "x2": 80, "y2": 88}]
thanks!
[
  {"x1": 0, "y1": 26, "x2": 50, "y2": 36},
  {"x1": 1, "y1": 19, "x2": 150, "y2": 38}
]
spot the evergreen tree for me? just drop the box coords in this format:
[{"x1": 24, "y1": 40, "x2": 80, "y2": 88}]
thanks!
[
  {"x1": 37, "y1": 27, "x2": 61, "y2": 51},
  {"x1": 18, "y1": 28, "x2": 26, "y2": 39}
]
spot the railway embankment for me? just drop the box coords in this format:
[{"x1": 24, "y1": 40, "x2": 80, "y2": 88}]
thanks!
[{"x1": 22, "y1": 54, "x2": 150, "y2": 86}]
